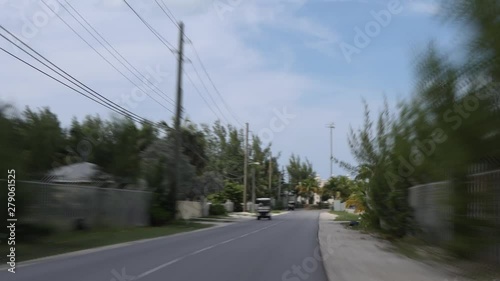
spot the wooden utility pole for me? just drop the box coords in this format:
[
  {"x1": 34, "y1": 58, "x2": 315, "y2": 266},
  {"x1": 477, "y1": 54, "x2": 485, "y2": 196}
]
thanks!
[
  {"x1": 326, "y1": 123, "x2": 335, "y2": 178},
  {"x1": 173, "y1": 22, "x2": 184, "y2": 217},
  {"x1": 268, "y1": 152, "x2": 272, "y2": 195},
  {"x1": 243, "y1": 122, "x2": 249, "y2": 212}
]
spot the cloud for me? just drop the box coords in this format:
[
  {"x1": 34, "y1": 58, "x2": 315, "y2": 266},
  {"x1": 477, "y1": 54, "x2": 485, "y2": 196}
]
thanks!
[
  {"x1": 0, "y1": 0, "x2": 436, "y2": 178},
  {"x1": 408, "y1": 2, "x2": 440, "y2": 15}
]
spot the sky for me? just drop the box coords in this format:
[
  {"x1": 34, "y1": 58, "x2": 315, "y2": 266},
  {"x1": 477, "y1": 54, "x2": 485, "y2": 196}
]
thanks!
[{"x1": 0, "y1": 0, "x2": 463, "y2": 180}]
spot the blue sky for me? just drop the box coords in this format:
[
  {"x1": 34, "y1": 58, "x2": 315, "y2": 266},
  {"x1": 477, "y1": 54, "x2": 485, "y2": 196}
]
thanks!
[{"x1": 0, "y1": 0, "x2": 462, "y2": 179}]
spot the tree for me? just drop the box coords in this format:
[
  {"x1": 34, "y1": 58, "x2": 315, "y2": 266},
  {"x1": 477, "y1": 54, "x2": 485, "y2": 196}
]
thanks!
[
  {"x1": 19, "y1": 107, "x2": 65, "y2": 178},
  {"x1": 286, "y1": 154, "x2": 315, "y2": 187},
  {"x1": 296, "y1": 177, "x2": 319, "y2": 205},
  {"x1": 323, "y1": 175, "x2": 357, "y2": 203}
]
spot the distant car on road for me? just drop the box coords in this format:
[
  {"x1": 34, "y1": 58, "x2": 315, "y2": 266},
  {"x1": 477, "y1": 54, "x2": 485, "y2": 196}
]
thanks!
[{"x1": 287, "y1": 201, "x2": 295, "y2": 211}]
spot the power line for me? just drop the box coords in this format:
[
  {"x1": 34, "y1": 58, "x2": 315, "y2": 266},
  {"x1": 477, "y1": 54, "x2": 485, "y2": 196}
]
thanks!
[
  {"x1": 154, "y1": 0, "x2": 179, "y2": 28},
  {"x1": 0, "y1": 27, "x2": 150, "y2": 124},
  {"x1": 183, "y1": 69, "x2": 227, "y2": 124},
  {"x1": 123, "y1": 0, "x2": 176, "y2": 52},
  {"x1": 190, "y1": 46, "x2": 243, "y2": 127},
  {"x1": 40, "y1": 0, "x2": 173, "y2": 113},
  {"x1": 0, "y1": 48, "x2": 140, "y2": 124},
  {"x1": 189, "y1": 62, "x2": 231, "y2": 124},
  {"x1": 62, "y1": 0, "x2": 175, "y2": 106},
  {"x1": 0, "y1": 45, "x2": 152, "y2": 126},
  {"x1": 155, "y1": 1, "x2": 243, "y2": 127}
]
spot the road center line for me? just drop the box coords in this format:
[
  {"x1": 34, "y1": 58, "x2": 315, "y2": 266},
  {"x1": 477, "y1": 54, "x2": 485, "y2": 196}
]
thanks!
[
  {"x1": 136, "y1": 221, "x2": 284, "y2": 279},
  {"x1": 136, "y1": 258, "x2": 183, "y2": 279}
]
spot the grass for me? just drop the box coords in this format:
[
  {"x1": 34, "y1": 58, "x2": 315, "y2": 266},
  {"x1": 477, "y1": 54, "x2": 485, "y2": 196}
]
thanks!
[
  {"x1": 0, "y1": 222, "x2": 212, "y2": 262},
  {"x1": 330, "y1": 211, "x2": 362, "y2": 221},
  {"x1": 202, "y1": 215, "x2": 230, "y2": 219},
  {"x1": 191, "y1": 218, "x2": 236, "y2": 222},
  {"x1": 272, "y1": 210, "x2": 284, "y2": 213}
]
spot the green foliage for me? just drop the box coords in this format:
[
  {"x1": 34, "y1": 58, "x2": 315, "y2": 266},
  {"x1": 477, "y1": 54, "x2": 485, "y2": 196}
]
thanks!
[
  {"x1": 209, "y1": 203, "x2": 227, "y2": 216},
  {"x1": 16, "y1": 223, "x2": 55, "y2": 242},
  {"x1": 286, "y1": 154, "x2": 315, "y2": 187},
  {"x1": 207, "y1": 181, "x2": 243, "y2": 212},
  {"x1": 149, "y1": 202, "x2": 173, "y2": 227},
  {"x1": 323, "y1": 175, "x2": 360, "y2": 202},
  {"x1": 274, "y1": 200, "x2": 284, "y2": 210},
  {"x1": 341, "y1": 0, "x2": 500, "y2": 259},
  {"x1": 223, "y1": 182, "x2": 243, "y2": 212}
]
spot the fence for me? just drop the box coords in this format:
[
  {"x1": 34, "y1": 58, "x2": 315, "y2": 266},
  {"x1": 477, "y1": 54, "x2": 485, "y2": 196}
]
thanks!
[
  {"x1": 408, "y1": 170, "x2": 500, "y2": 264},
  {"x1": 5, "y1": 181, "x2": 242, "y2": 231},
  {"x1": 9, "y1": 180, "x2": 152, "y2": 231}
]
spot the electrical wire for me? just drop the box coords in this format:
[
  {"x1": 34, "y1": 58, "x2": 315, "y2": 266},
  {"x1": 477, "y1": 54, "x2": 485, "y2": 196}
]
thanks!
[
  {"x1": 62, "y1": 0, "x2": 175, "y2": 106},
  {"x1": 154, "y1": 0, "x2": 244, "y2": 127},
  {"x1": 40, "y1": 0, "x2": 173, "y2": 112},
  {"x1": 0, "y1": 26, "x2": 166, "y2": 130},
  {"x1": 123, "y1": 0, "x2": 176, "y2": 52}
]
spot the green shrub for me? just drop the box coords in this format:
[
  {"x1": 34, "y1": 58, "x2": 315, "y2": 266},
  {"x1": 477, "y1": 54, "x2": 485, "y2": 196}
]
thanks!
[
  {"x1": 274, "y1": 200, "x2": 284, "y2": 210},
  {"x1": 209, "y1": 204, "x2": 227, "y2": 216},
  {"x1": 150, "y1": 205, "x2": 172, "y2": 226},
  {"x1": 16, "y1": 223, "x2": 54, "y2": 243}
]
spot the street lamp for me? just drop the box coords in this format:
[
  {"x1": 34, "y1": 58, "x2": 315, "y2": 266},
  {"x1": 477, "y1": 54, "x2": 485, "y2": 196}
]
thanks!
[{"x1": 249, "y1": 162, "x2": 260, "y2": 212}]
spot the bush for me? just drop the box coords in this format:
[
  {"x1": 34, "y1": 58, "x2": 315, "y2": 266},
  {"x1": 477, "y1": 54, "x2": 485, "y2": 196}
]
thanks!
[
  {"x1": 150, "y1": 205, "x2": 173, "y2": 226},
  {"x1": 274, "y1": 200, "x2": 284, "y2": 210},
  {"x1": 16, "y1": 223, "x2": 54, "y2": 242},
  {"x1": 209, "y1": 203, "x2": 227, "y2": 216}
]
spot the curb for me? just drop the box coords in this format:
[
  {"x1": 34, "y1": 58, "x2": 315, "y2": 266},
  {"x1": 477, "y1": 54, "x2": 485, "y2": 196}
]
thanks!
[
  {"x1": 0, "y1": 223, "x2": 229, "y2": 271},
  {"x1": 318, "y1": 212, "x2": 335, "y2": 281}
]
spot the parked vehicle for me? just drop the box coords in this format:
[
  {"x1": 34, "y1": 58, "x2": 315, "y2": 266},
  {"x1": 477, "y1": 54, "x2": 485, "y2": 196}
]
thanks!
[
  {"x1": 287, "y1": 201, "x2": 295, "y2": 211},
  {"x1": 256, "y1": 198, "x2": 272, "y2": 220}
]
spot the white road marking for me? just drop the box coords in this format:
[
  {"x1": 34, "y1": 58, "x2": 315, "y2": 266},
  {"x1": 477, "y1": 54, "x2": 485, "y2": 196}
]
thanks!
[
  {"x1": 218, "y1": 238, "x2": 236, "y2": 245},
  {"x1": 136, "y1": 221, "x2": 284, "y2": 279},
  {"x1": 190, "y1": 245, "x2": 215, "y2": 255},
  {"x1": 136, "y1": 258, "x2": 183, "y2": 279}
]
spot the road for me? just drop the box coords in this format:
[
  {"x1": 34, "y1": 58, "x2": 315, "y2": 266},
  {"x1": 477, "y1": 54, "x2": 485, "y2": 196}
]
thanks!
[{"x1": 2, "y1": 211, "x2": 328, "y2": 281}]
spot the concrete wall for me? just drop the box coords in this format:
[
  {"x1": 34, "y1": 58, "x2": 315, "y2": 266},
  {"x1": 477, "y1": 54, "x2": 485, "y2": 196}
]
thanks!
[
  {"x1": 224, "y1": 201, "x2": 234, "y2": 213},
  {"x1": 408, "y1": 181, "x2": 453, "y2": 243},
  {"x1": 19, "y1": 181, "x2": 152, "y2": 231},
  {"x1": 332, "y1": 200, "x2": 346, "y2": 211},
  {"x1": 177, "y1": 201, "x2": 203, "y2": 219}
]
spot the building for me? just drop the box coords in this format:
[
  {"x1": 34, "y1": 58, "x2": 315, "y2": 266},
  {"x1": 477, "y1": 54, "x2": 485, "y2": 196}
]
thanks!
[{"x1": 44, "y1": 162, "x2": 114, "y2": 186}]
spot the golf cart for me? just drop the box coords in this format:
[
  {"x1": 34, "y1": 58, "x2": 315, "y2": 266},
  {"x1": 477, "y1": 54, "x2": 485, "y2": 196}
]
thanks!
[
  {"x1": 256, "y1": 198, "x2": 272, "y2": 220},
  {"x1": 287, "y1": 201, "x2": 295, "y2": 211}
]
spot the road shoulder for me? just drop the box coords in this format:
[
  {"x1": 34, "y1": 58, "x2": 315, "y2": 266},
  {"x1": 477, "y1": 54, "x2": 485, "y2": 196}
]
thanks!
[{"x1": 317, "y1": 212, "x2": 460, "y2": 281}]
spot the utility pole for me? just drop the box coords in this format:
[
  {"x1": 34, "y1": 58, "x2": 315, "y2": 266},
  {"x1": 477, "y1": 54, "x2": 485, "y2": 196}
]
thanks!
[
  {"x1": 251, "y1": 166, "x2": 256, "y2": 212},
  {"x1": 283, "y1": 167, "x2": 288, "y2": 205},
  {"x1": 268, "y1": 152, "x2": 272, "y2": 196},
  {"x1": 326, "y1": 123, "x2": 335, "y2": 178},
  {"x1": 243, "y1": 122, "x2": 249, "y2": 212},
  {"x1": 277, "y1": 168, "x2": 283, "y2": 207},
  {"x1": 173, "y1": 22, "x2": 185, "y2": 217}
]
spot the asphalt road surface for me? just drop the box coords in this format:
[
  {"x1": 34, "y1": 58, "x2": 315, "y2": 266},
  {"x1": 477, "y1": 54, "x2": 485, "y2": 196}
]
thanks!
[{"x1": 2, "y1": 211, "x2": 328, "y2": 281}]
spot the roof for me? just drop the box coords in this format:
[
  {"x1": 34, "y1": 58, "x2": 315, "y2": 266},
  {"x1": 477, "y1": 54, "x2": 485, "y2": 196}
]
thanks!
[
  {"x1": 256, "y1": 198, "x2": 271, "y2": 200},
  {"x1": 46, "y1": 162, "x2": 109, "y2": 182}
]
